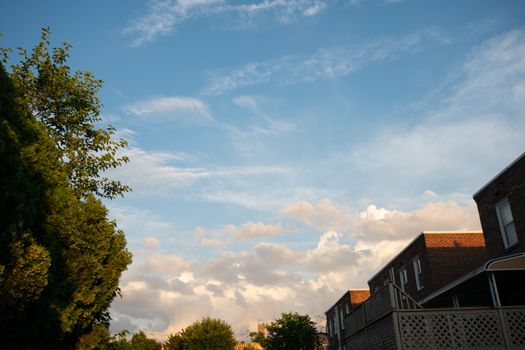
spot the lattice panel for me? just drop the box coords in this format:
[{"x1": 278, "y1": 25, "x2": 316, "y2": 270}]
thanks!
[
  {"x1": 504, "y1": 309, "x2": 525, "y2": 348},
  {"x1": 377, "y1": 316, "x2": 396, "y2": 350},
  {"x1": 347, "y1": 331, "x2": 367, "y2": 350},
  {"x1": 398, "y1": 311, "x2": 506, "y2": 349},
  {"x1": 399, "y1": 314, "x2": 451, "y2": 349},
  {"x1": 452, "y1": 313, "x2": 503, "y2": 348}
]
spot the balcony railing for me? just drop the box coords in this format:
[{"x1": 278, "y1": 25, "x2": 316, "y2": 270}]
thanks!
[
  {"x1": 343, "y1": 283, "x2": 525, "y2": 349},
  {"x1": 345, "y1": 282, "x2": 421, "y2": 337}
]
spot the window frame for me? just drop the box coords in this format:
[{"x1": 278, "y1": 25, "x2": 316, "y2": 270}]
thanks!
[
  {"x1": 399, "y1": 268, "x2": 408, "y2": 292},
  {"x1": 413, "y1": 256, "x2": 424, "y2": 291},
  {"x1": 496, "y1": 198, "x2": 518, "y2": 249}
]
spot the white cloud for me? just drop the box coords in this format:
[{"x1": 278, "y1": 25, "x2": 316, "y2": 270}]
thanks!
[
  {"x1": 284, "y1": 199, "x2": 356, "y2": 231},
  {"x1": 203, "y1": 28, "x2": 448, "y2": 95},
  {"x1": 108, "y1": 146, "x2": 294, "y2": 196},
  {"x1": 124, "y1": 96, "x2": 213, "y2": 123},
  {"x1": 124, "y1": 0, "x2": 329, "y2": 47},
  {"x1": 348, "y1": 29, "x2": 525, "y2": 193},
  {"x1": 224, "y1": 221, "x2": 288, "y2": 239},
  {"x1": 144, "y1": 236, "x2": 161, "y2": 249},
  {"x1": 111, "y1": 195, "x2": 482, "y2": 340},
  {"x1": 195, "y1": 221, "x2": 291, "y2": 246},
  {"x1": 384, "y1": 0, "x2": 406, "y2": 4},
  {"x1": 284, "y1": 198, "x2": 481, "y2": 241}
]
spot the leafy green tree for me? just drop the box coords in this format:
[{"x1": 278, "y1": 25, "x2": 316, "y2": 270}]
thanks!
[
  {"x1": 265, "y1": 313, "x2": 319, "y2": 350},
  {"x1": 179, "y1": 317, "x2": 237, "y2": 350},
  {"x1": 249, "y1": 331, "x2": 268, "y2": 348},
  {"x1": 5, "y1": 27, "x2": 129, "y2": 199},
  {"x1": 241, "y1": 345, "x2": 262, "y2": 350},
  {"x1": 75, "y1": 323, "x2": 112, "y2": 350},
  {"x1": 106, "y1": 330, "x2": 132, "y2": 350},
  {"x1": 165, "y1": 333, "x2": 184, "y2": 350},
  {"x1": 0, "y1": 30, "x2": 132, "y2": 349},
  {"x1": 129, "y1": 331, "x2": 162, "y2": 350}
]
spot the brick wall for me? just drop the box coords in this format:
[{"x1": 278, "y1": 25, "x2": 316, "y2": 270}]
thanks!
[
  {"x1": 424, "y1": 233, "x2": 487, "y2": 292},
  {"x1": 325, "y1": 289, "x2": 370, "y2": 350},
  {"x1": 349, "y1": 290, "x2": 370, "y2": 308},
  {"x1": 474, "y1": 153, "x2": 525, "y2": 259},
  {"x1": 368, "y1": 232, "x2": 486, "y2": 302}
]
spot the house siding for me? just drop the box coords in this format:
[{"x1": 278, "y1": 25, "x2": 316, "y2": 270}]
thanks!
[{"x1": 474, "y1": 153, "x2": 525, "y2": 259}]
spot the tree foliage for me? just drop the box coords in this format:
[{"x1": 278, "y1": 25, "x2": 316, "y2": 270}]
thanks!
[
  {"x1": 164, "y1": 333, "x2": 184, "y2": 350},
  {"x1": 0, "y1": 30, "x2": 131, "y2": 349},
  {"x1": 265, "y1": 313, "x2": 319, "y2": 350},
  {"x1": 4, "y1": 27, "x2": 129, "y2": 199},
  {"x1": 249, "y1": 331, "x2": 268, "y2": 348},
  {"x1": 176, "y1": 317, "x2": 237, "y2": 350}
]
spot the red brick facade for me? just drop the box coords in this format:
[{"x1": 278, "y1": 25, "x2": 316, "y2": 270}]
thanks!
[
  {"x1": 325, "y1": 290, "x2": 370, "y2": 350},
  {"x1": 367, "y1": 232, "x2": 487, "y2": 302},
  {"x1": 474, "y1": 152, "x2": 525, "y2": 259}
]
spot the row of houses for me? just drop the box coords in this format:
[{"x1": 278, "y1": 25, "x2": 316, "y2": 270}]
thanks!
[{"x1": 325, "y1": 152, "x2": 525, "y2": 349}]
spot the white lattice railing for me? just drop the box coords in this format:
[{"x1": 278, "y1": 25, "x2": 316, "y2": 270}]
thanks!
[
  {"x1": 396, "y1": 307, "x2": 525, "y2": 349},
  {"x1": 345, "y1": 305, "x2": 525, "y2": 349}
]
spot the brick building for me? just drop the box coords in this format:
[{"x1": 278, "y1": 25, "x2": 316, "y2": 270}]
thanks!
[
  {"x1": 368, "y1": 231, "x2": 486, "y2": 303},
  {"x1": 325, "y1": 289, "x2": 370, "y2": 350},
  {"x1": 474, "y1": 152, "x2": 525, "y2": 259},
  {"x1": 326, "y1": 152, "x2": 525, "y2": 349},
  {"x1": 421, "y1": 152, "x2": 525, "y2": 307}
]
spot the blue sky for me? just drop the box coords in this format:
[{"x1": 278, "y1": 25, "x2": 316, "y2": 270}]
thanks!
[{"x1": 2, "y1": 0, "x2": 525, "y2": 340}]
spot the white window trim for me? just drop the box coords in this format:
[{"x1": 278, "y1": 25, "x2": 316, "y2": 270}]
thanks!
[
  {"x1": 399, "y1": 268, "x2": 408, "y2": 292},
  {"x1": 413, "y1": 256, "x2": 423, "y2": 291},
  {"x1": 496, "y1": 198, "x2": 518, "y2": 249}
]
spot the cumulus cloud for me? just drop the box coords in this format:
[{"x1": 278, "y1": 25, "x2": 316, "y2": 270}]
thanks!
[
  {"x1": 284, "y1": 199, "x2": 356, "y2": 231},
  {"x1": 224, "y1": 221, "x2": 288, "y2": 239},
  {"x1": 284, "y1": 198, "x2": 481, "y2": 241},
  {"x1": 144, "y1": 236, "x2": 161, "y2": 249},
  {"x1": 195, "y1": 221, "x2": 292, "y2": 246},
  {"x1": 111, "y1": 195, "x2": 482, "y2": 340},
  {"x1": 203, "y1": 28, "x2": 448, "y2": 95},
  {"x1": 124, "y1": 96, "x2": 213, "y2": 123},
  {"x1": 112, "y1": 230, "x2": 365, "y2": 339},
  {"x1": 124, "y1": 0, "x2": 329, "y2": 47}
]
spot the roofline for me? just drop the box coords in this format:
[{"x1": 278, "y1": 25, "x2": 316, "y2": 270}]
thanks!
[
  {"x1": 367, "y1": 231, "x2": 483, "y2": 284},
  {"x1": 422, "y1": 230, "x2": 483, "y2": 234},
  {"x1": 420, "y1": 252, "x2": 525, "y2": 304},
  {"x1": 473, "y1": 151, "x2": 525, "y2": 199},
  {"x1": 325, "y1": 289, "x2": 372, "y2": 314}
]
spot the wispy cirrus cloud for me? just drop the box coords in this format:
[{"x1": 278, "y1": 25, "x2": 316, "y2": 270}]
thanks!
[
  {"x1": 124, "y1": 0, "x2": 330, "y2": 47},
  {"x1": 232, "y1": 95, "x2": 297, "y2": 134},
  {"x1": 124, "y1": 96, "x2": 214, "y2": 123},
  {"x1": 109, "y1": 146, "x2": 295, "y2": 196},
  {"x1": 345, "y1": 28, "x2": 525, "y2": 195},
  {"x1": 202, "y1": 28, "x2": 449, "y2": 95}
]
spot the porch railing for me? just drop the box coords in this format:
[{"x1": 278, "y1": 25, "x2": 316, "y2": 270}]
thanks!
[
  {"x1": 345, "y1": 282, "x2": 421, "y2": 337},
  {"x1": 344, "y1": 282, "x2": 525, "y2": 349}
]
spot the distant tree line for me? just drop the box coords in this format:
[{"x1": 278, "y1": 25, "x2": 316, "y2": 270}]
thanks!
[{"x1": 73, "y1": 312, "x2": 321, "y2": 350}]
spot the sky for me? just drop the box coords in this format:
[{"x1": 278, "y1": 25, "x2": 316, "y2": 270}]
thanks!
[{"x1": 2, "y1": 0, "x2": 525, "y2": 341}]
